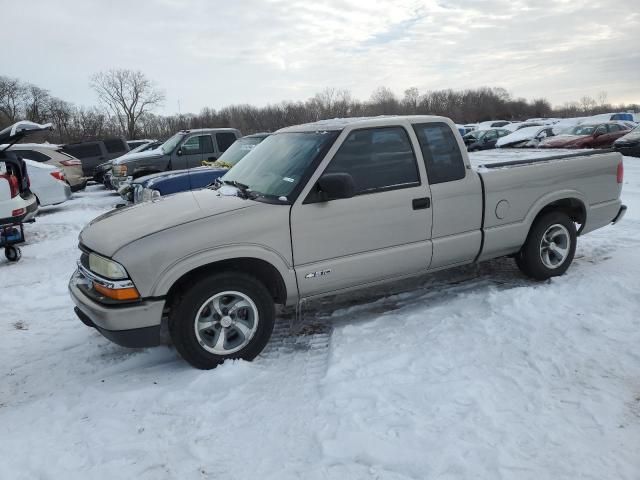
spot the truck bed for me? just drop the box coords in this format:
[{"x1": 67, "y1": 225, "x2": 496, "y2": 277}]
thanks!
[{"x1": 471, "y1": 149, "x2": 623, "y2": 261}]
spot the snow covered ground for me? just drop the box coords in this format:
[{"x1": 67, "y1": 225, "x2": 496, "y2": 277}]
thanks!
[{"x1": 1, "y1": 151, "x2": 639, "y2": 479}]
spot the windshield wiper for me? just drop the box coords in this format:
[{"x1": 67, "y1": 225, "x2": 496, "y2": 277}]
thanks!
[{"x1": 222, "y1": 179, "x2": 254, "y2": 199}]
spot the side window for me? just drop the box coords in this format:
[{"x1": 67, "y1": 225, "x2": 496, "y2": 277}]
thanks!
[
  {"x1": 413, "y1": 123, "x2": 465, "y2": 184},
  {"x1": 181, "y1": 135, "x2": 214, "y2": 155},
  {"x1": 323, "y1": 126, "x2": 419, "y2": 194},
  {"x1": 216, "y1": 132, "x2": 238, "y2": 152},
  {"x1": 63, "y1": 143, "x2": 101, "y2": 159},
  {"x1": 594, "y1": 125, "x2": 607, "y2": 135},
  {"x1": 608, "y1": 124, "x2": 620, "y2": 133},
  {"x1": 13, "y1": 150, "x2": 51, "y2": 162},
  {"x1": 498, "y1": 129, "x2": 510, "y2": 137},
  {"x1": 103, "y1": 138, "x2": 126, "y2": 154},
  {"x1": 484, "y1": 130, "x2": 498, "y2": 141}
]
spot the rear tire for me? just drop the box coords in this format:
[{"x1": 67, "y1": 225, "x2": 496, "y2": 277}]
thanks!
[
  {"x1": 516, "y1": 211, "x2": 576, "y2": 280},
  {"x1": 169, "y1": 272, "x2": 275, "y2": 369},
  {"x1": 5, "y1": 246, "x2": 21, "y2": 262}
]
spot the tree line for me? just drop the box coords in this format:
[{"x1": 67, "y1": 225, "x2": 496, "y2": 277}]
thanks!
[{"x1": 1, "y1": 71, "x2": 637, "y2": 144}]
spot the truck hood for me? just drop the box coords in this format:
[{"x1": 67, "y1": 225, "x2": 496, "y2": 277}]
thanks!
[
  {"x1": 113, "y1": 148, "x2": 164, "y2": 165},
  {"x1": 80, "y1": 189, "x2": 255, "y2": 257}
]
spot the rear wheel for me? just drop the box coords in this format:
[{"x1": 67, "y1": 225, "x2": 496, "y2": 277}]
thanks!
[
  {"x1": 4, "y1": 246, "x2": 21, "y2": 262},
  {"x1": 169, "y1": 272, "x2": 275, "y2": 369},
  {"x1": 516, "y1": 211, "x2": 576, "y2": 280}
]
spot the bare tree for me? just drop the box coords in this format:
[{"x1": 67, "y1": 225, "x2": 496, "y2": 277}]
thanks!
[
  {"x1": 0, "y1": 75, "x2": 26, "y2": 124},
  {"x1": 90, "y1": 69, "x2": 164, "y2": 139}
]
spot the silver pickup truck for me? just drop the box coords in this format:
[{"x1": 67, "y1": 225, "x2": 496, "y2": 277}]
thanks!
[{"x1": 69, "y1": 116, "x2": 626, "y2": 369}]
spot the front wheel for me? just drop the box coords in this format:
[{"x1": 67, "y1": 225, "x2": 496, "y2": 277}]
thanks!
[
  {"x1": 516, "y1": 211, "x2": 577, "y2": 280},
  {"x1": 169, "y1": 272, "x2": 275, "y2": 369},
  {"x1": 5, "y1": 246, "x2": 21, "y2": 262}
]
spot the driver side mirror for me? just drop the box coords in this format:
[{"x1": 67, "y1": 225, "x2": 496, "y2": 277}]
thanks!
[{"x1": 316, "y1": 173, "x2": 356, "y2": 201}]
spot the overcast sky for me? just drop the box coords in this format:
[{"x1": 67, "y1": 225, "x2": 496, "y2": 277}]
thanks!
[{"x1": 2, "y1": 0, "x2": 638, "y2": 114}]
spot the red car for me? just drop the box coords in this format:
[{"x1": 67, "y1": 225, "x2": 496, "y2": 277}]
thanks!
[{"x1": 540, "y1": 122, "x2": 631, "y2": 149}]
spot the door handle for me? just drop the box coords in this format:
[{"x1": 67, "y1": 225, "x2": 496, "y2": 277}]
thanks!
[{"x1": 412, "y1": 197, "x2": 430, "y2": 210}]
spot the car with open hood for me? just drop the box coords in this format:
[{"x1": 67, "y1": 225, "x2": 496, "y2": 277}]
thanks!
[
  {"x1": 540, "y1": 122, "x2": 630, "y2": 149},
  {"x1": 496, "y1": 125, "x2": 556, "y2": 148}
]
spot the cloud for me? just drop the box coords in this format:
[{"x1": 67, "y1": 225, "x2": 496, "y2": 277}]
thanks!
[{"x1": 0, "y1": 0, "x2": 637, "y2": 114}]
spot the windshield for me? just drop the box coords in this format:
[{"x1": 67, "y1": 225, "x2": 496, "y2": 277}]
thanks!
[
  {"x1": 221, "y1": 131, "x2": 339, "y2": 200},
  {"x1": 464, "y1": 130, "x2": 483, "y2": 140},
  {"x1": 160, "y1": 133, "x2": 185, "y2": 155},
  {"x1": 215, "y1": 136, "x2": 267, "y2": 167},
  {"x1": 569, "y1": 125, "x2": 596, "y2": 136}
]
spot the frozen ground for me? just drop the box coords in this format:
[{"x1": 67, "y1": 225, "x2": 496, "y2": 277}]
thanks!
[{"x1": 1, "y1": 151, "x2": 639, "y2": 479}]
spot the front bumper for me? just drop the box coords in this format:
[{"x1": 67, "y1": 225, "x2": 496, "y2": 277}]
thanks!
[
  {"x1": 110, "y1": 174, "x2": 130, "y2": 190},
  {"x1": 68, "y1": 268, "x2": 165, "y2": 348}
]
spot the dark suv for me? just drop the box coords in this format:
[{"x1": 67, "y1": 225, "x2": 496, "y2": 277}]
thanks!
[{"x1": 62, "y1": 138, "x2": 129, "y2": 177}]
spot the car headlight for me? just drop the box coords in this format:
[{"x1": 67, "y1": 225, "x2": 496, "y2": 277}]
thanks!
[
  {"x1": 142, "y1": 188, "x2": 161, "y2": 201},
  {"x1": 112, "y1": 165, "x2": 127, "y2": 176},
  {"x1": 89, "y1": 252, "x2": 128, "y2": 280}
]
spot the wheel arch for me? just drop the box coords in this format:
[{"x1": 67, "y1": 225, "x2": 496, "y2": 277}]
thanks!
[
  {"x1": 525, "y1": 191, "x2": 587, "y2": 235},
  {"x1": 160, "y1": 256, "x2": 292, "y2": 309}
]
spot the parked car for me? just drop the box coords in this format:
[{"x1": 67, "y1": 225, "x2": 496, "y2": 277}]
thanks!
[
  {"x1": 6, "y1": 143, "x2": 87, "y2": 191},
  {"x1": 95, "y1": 140, "x2": 162, "y2": 187},
  {"x1": 23, "y1": 159, "x2": 71, "y2": 206},
  {"x1": 496, "y1": 126, "x2": 556, "y2": 148},
  {"x1": 581, "y1": 112, "x2": 636, "y2": 124},
  {"x1": 69, "y1": 115, "x2": 626, "y2": 369},
  {"x1": 61, "y1": 138, "x2": 129, "y2": 178},
  {"x1": 127, "y1": 133, "x2": 271, "y2": 203},
  {"x1": 0, "y1": 122, "x2": 43, "y2": 227},
  {"x1": 463, "y1": 128, "x2": 511, "y2": 151},
  {"x1": 614, "y1": 124, "x2": 640, "y2": 157},
  {"x1": 109, "y1": 128, "x2": 241, "y2": 190},
  {"x1": 476, "y1": 120, "x2": 511, "y2": 130},
  {"x1": 540, "y1": 122, "x2": 630, "y2": 149}
]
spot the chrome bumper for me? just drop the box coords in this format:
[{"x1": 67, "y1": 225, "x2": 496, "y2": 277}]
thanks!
[
  {"x1": 68, "y1": 268, "x2": 164, "y2": 333},
  {"x1": 612, "y1": 204, "x2": 627, "y2": 224}
]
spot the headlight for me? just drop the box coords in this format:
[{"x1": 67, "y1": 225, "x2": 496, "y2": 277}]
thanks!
[
  {"x1": 88, "y1": 252, "x2": 128, "y2": 279},
  {"x1": 142, "y1": 188, "x2": 161, "y2": 201},
  {"x1": 112, "y1": 165, "x2": 127, "y2": 176}
]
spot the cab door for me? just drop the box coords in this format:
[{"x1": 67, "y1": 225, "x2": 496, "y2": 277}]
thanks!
[
  {"x1": 412, "y1": 122, "x2": 483, "y2": 269},
  {"x1": 290, "y1": 126, "x2": 433, "y2": 298},
  {"x1": 175, "y1": 134, "x2": 215, "y2": 170}
]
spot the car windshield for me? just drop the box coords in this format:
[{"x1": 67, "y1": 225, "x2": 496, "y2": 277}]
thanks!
[
  {"x1": 569, "y1": 125, "x2": 596, "y2": 136},
  {"x1": 464, "y1": 131, "x2": 483, "y2": 140},
  {"x1": 221, "y1": 131, "x2": 339, "y2": 201},
  {"x1": 160, "y1": 133, "x2": 185, "y2": 154},
  {"x1": 215, "y1": 136, "x2": 267, "y2": 167}
]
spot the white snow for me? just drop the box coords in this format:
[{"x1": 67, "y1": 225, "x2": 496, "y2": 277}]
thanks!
[
  {"x1": 1, "y1": 151, "x2": 639, "y2": 479},
  {"x1": 496, "y1": 126, "x2": 547, "y2": 147}
]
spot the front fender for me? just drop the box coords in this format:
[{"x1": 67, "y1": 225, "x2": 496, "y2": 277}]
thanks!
[{"x1": 150, "y1": 244, "x2": 299, "y2": 305}]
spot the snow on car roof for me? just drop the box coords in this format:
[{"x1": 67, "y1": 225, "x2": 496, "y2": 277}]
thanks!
[
  {"x1": 276, "y1": 115, "x2": 450, "y2": 133},
  {"x1": 0, "y1": 142, "x2": 61, "y2": 150}
]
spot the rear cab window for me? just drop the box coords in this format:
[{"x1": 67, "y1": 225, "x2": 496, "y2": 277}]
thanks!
[
  {"x1": 216, "y1": 132, "x2": 238, "y2": 152},
  {"x1": 103, "y1": 139, "x2": 127, "y2": 154},
  {"x1": 323, "y1": 126, "x2": 420, "y2": 195},
  {"x1": 413, "y1": 123, "x2": 466, "y2": 184}
]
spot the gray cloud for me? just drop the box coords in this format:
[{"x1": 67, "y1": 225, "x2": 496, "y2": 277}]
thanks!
[{"x1": 1, "y1": 0, "x2": 637, "y2": 114}]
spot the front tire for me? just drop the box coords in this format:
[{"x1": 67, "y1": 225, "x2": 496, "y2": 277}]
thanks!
[
  {"x1": 5, "y1": 246, "x2": 21, "y2": 262},
  {"x1": 516, "y1": 211, "x2": 576, "y2": 280},
  {"x1": 169, "y1": 272, "x2": 275, "y2": 369}
]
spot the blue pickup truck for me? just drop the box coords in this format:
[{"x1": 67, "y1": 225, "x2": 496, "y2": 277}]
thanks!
[{"x1": 121, "y1": 133, "x2": 269, "y2": 203}]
